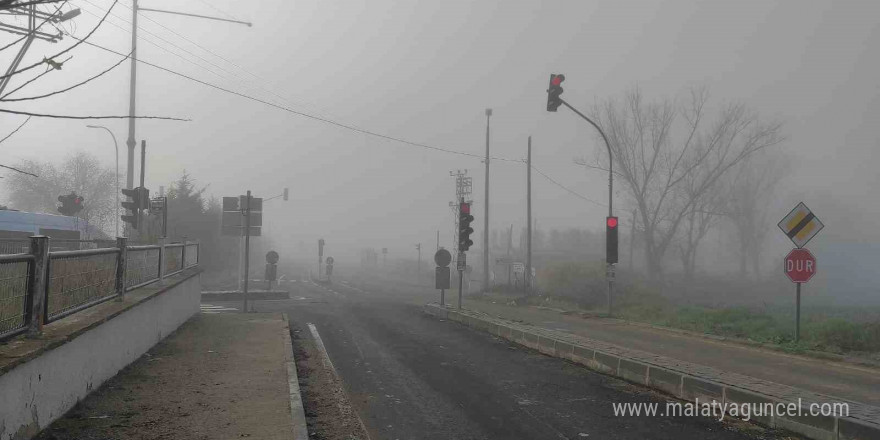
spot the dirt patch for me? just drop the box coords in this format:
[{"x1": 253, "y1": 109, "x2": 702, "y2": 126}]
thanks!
[{"x1": 290, "y1": 322, "x2": 370, "y2": 440}]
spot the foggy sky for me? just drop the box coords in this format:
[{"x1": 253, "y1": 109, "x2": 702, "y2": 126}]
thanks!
[{"x1": 2, "y1": 0, "x2": 879, "y2": 265}]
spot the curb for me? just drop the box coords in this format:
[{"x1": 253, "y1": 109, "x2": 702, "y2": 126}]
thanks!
[
  {"x1": 424, "y1": 303, "x2": 880, "y2": 440},
  {"x1": 281, "y1": 313, "x2": 310, "y2": 440}
]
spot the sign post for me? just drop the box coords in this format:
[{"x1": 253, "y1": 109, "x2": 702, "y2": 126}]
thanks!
[
  {"x1": 457, "y1": 252, "x2": 466, "y2": 309},
  {"x1": 778, "y1": 202, "x2": 823, "y2": 342},
  {"x1": 434, "y1": 249, "x2": 451, "y2": 306}
]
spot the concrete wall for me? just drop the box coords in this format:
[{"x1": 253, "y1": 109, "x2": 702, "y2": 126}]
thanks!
[{"x1": 0, "y1": 272, "x2": 201, "y2": 440}]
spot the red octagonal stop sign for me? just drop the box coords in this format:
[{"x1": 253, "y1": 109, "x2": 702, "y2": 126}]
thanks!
[{"x1": 784, "y1": 248, "x2": 816, "y2": 283}]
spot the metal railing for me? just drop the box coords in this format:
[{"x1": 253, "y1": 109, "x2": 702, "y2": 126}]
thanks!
[
  {"x1": 0, "y1": 236, "x2": 199, "y2": 341},
  {"x1": 165, "y1": 243, "x2": 185, "y2": 276},
  {"x1": 0, "y1": 253, "x2": 33, "y2": 340},
  {"x1": 46, "y1": 248, "x2": 119, "y2": 322},
  {"x1": 125, "y1": 245, "x2": 161, "y2": 290}
]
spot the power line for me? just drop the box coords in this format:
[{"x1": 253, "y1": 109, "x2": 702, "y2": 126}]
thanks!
[
  {"x1": 77, "y1": 0, "x2": 277, "y2": 105},
  {"x1": 69, "y1": 34, "x2": 495, "y2": 160},
  {"x1": 86, "y1": 0, "x2": 340, "y2": 121},
  {"x1": 0, "y1": 50, "x2": 128, "y2": 101},
  {"x1": 529, "y1": 163, "x2": 606, "y2": 207},
  {"x1": 0, "y1": 162, "x2": 38, "y2": 177},
  {"x1": 0, "y1": 0, "x2": 118, "y2": 80},
  {"x1": 0, "y1": 107, "x2": 190, "y2": 120}
]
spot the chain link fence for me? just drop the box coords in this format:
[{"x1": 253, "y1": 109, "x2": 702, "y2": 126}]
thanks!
[
  {"x1": 184, "y1": 243, "x2": 199, "y2": 268},
  {"x1": 165, "y1": 243, "x2": 184, "y2": 276}
]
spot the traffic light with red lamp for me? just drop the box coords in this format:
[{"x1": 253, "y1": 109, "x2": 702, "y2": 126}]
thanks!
[
  {"x1": 458, "y1": 201, "x2": 474, "y2": 251},
  {"x1": 606, "y1": 216, "x2": 619, "y2": 264},
  {"x1": 546, "y1": 74, "x2": 565, "y2": 112},
  {"x1": 57, "y1": 192, "x2": 84, "y2": 216}
]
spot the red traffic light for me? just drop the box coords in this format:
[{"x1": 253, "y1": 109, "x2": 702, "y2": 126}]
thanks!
[
  {"x1": 606, "y1": 216, "x2": 618, "y2": 228},
  {"x1": 460, "y1": 202, "x2": 470, "y2": 214},
  {"x1": 551, "y1": 75, "x2": 564, "y2": 86},
  {"x1": 74, "y1": 197, "x2": 83, "y2": 205}
]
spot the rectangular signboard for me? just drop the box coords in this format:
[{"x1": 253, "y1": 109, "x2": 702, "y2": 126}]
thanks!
[
  {"x1": 221, "y1": 226, "x2": 262, "y2": 237},
  {"x1": 435, "y1": 266, "x2": 450, "y2": 289},
  {"x1": 222, "y1": 197, "x2": 239, "y2": 212},
  {"x1": 239, "y1": 196, "x2": 262, "y2": 212},
  {"x1": 222, "y1": 211, "x2": 262, "y2": 228}
]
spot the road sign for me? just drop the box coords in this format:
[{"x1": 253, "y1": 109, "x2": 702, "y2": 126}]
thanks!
[
  {"x1": 778, "y1": 202, "x2": 824, "y2": 248},
  {"x1": 457, "y1": 252, "x2": 466, "y2": 271},
  {"x1": 239, "y1": 195, "x2": 262, "y2": 212},
  {"x1": 149, "y1": 198, "x2": 165, "y2": 214},
  {"x1": 266, "y1": 251, "x2": 279, "y2": 264},
  {"x1": 434, "y1": 249, "x2": 452, "y2": 267},
  {"x1": 221, "y1": 226, "x2": 262, "y2": 237},
  {"x1": 784, "y1": 248, "x2": 816, "y2": 283},
  {"x1": 496, "y1": 256, "x2": 514, "y2": 264},
  {"x1": 512, "y1": 262, "x2": 525, "y2": 274},
  {"x1": 222, "y1": 211, "x2": 263, "y2": 227},
  {"x1": 435, "y1": 266, "x2": 450, "y2": 289},
  {"x1": 382, "y1": 247, "x2": 388, "y2": 254},
  {"x1": 222, "y1": 197, "x2": 239, "y2": 211}
]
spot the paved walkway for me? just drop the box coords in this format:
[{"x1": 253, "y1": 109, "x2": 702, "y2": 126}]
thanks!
[
  {"x1": 35, "y1": 312, "x2": 303, "y2": 440},
  {"x1": 463, "y1": 299, "x2": 880, "y2": 408}
]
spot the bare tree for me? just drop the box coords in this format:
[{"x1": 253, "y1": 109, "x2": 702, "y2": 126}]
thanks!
[
  {"x1": 577, "y1": 87, "x2": 784, "y2": 282},
  {"x1": 4, "y1": 151, "x2": 118, "y2": 238},
  {"x1": 722, "y1": 152, "x2": 790, "y2": 280}
]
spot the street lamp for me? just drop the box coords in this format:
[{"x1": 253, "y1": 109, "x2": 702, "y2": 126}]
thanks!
[{"x1": 86, "y1": 125, "x2": 120, "y2": 238}]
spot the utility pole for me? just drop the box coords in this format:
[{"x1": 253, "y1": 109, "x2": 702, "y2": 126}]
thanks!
[
  {"x1": 125, "y1": 2, "x2": 249, "y2": 195},
  {"x1": 436, "y1": 230, "x2": 439, "y2": 252},
  {"x1": 416, "y1": 243, "x2": 421, "y2": 275},
  {"x1": 526, "y1": 136, "x2": 532, "y2": 293},
  {"x1": 507, "y1": 224, "x2": 513, "y2": 286},
  {"x1": 126, "y1": 0, "x2": 138, "y2": 192},
  {"x1": 483, "y1": 108, "x2": 492, "y2": 293}
]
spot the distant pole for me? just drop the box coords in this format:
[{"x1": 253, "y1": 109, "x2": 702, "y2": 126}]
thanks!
[
  {"x1": 483, "y1": 108, "x2": 492, "y2": 293},
  {"x1": 436, "y1": 230, "x2": 440, "y2": 252},
  {"x1": 507, "y1": 224, "x2": 513, "y2": 286},
  {"x1": 243, "y1": 190, "x2": 251, "y2": 313},
  {"x1": 526, "y1": 136, "x2": 532, "y2": 294},
  {"x1": 417, "y1": 243, "x2": 421, "y2": 274}
]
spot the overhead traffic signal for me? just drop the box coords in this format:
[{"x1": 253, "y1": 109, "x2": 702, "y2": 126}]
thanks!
[
  {"x1": 458, "y1": 201, "x2": 474, "y2": 251},
  {"x1": 546, "y1": 74, "x2": 565, "y2": 112},
  {"x1": 57, "y1": 192, "x2": 84, "y2": 216},
  {"x1": 606, "y1": 216, "x2": 619, "y2": 264},
  {"x1": 121, "y1": 187, "x2": 142, "y2": 229}
]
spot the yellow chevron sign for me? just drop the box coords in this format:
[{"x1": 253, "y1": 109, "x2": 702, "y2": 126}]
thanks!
[{"x1": 778, "y1": 202, "x2": 824, "y2": 248}]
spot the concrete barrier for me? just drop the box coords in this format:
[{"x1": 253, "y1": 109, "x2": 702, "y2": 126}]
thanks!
[
  {"x1": 423, "y1": 303, "x2": 880, "y2": 440},
  {"x1": 0, "y1": 269, "x2": 201, "y2": 440}
]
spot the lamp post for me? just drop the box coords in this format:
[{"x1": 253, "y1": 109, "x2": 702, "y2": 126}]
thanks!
[{"x1": 86, "y1": 125, "x2": 120, "y2": 237}]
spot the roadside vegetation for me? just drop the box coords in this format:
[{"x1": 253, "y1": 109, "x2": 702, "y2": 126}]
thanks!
[{"x1": 482, "y1": 261, "x2": 880, "y2": 358}]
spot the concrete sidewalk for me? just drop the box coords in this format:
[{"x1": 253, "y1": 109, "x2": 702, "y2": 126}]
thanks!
[{"x1": 34, "y1": 312, "x2": 307, "y2": 440}]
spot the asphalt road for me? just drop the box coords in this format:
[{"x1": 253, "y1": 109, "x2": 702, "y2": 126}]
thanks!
[{"x1": 238, "y1": 277, "x2": 798, "y2": 440}]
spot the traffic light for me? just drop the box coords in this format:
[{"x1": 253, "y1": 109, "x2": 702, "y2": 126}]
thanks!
[
  {"x1": 458, "y1": 201, "x2": 474, "y2": 251},
  {"x1": 606, "y1": 216, "x2": 619, "y2": 264},
  {"x1": 283, "y1": 187, "x2": 289, "y2": 201},
  {"x1": 546, "y1": 73, "x2": 565, "y2": 112},
  {"x1": 57, "y1": 192, "x2": 84, "y2": 216},
  {"x1": 121, "y1": 188, "x2": 141, "y2": 229}
]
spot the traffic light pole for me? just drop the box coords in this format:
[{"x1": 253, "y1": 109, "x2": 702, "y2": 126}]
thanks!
[
  {"x1": 560, "y1": 98, "x2": 615, "y2": 315},
  {"x1": 137, "y1": 140, "x2": 146, "y2": 238},
  {"x1": 526, "y1": 136, "x2": 532, "y2": 293},
  {"x1": 483, "y1": 108, "x2": 491, "y2": 294},
  {"x1": 243, "y1": 190, "x2": 252, "y2": 313}
]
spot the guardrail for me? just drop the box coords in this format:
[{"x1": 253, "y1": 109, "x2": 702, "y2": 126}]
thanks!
[{"x1": 0, "y1": 236, "x2": 199, "y2": 341}]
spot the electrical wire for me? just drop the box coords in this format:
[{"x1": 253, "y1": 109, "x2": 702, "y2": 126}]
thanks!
[
  {"x1": 0, "y1": 107, "x2": 190, "y2": 120},
  {"x1": 0, "y1": 0, "x2": 118, "y2": 80},
  {"x1": 0, "y1": 50, "x2": 129, "y2": 101},
  {"x1": 529, "y1": 163, "x2": 606, "y2": 207},
  {"x1": 0, "y1": 114, "x2": 29, "y2": 144}
]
